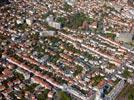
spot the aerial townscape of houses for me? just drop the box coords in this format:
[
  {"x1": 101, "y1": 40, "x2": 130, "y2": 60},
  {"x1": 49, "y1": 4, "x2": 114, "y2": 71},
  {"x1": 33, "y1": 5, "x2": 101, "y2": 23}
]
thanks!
[{"x1": 0, "y1": 0, "x2": 134, "y2": 100}]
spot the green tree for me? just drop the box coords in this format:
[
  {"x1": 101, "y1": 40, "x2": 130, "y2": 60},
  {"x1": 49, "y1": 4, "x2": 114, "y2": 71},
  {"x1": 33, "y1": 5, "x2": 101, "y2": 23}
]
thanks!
[
  {"x1": 63, "y1": 2, "x2": 72, "y2": 12},
  {"x1": 58, "y1": 91, "x2": 71, "y2": 100},
  {"x1": 128, "y1": 93, "x2": 134, "y2": 100},
  {"x1": 37, "y1": 89, "x2": 50, "y2": 100}
]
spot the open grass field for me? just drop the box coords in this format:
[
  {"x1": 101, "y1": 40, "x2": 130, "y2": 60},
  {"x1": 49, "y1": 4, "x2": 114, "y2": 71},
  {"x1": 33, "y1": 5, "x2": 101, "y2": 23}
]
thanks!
[{"x1": 116, "y1": 83, "x2": 134, "y2": 100}]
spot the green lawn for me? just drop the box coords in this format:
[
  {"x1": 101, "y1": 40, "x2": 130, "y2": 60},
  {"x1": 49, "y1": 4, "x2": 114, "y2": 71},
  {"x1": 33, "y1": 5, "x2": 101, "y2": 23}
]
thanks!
[{"x1": 117, "y1": 84, "x2": 134, "y2": 100}]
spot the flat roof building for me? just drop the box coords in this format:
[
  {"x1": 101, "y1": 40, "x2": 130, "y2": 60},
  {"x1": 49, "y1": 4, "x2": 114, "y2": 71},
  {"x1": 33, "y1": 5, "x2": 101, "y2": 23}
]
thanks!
[{"x1": 116, "y1": 33, "x2": 134, "y2": 43}]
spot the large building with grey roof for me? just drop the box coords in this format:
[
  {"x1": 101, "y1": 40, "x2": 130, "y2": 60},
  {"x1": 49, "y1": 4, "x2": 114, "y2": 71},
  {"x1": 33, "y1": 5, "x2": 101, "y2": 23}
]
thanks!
[{"x1": 115, "y1": 33, "x2": 134, "y2": 43}]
